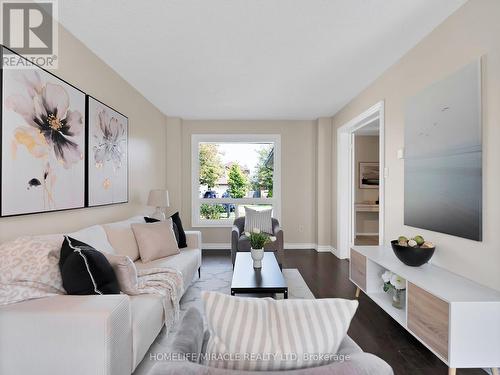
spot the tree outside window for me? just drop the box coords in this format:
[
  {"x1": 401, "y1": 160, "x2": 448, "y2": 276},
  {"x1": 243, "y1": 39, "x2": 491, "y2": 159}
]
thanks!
[{"x1": 195, "y1": 138, "x2": 278, "y2": 223}]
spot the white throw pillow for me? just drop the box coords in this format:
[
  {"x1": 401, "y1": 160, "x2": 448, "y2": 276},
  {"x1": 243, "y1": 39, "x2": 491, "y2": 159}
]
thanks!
[
  {"x1": 202, "y1": 291, "x2": 358, "y2": 371},
  {"x1": 131, "y1": 219, "x2": 179, "y2": 263},
  {"x1": 102, "y1": 253, "x2": 138, "y2": 294},
  {"x1": 244, "y1": 207, "x2": 273, "y2": 234},
  {"x1": 69, "y1": 225, "x2": 116, "y2": 254}
]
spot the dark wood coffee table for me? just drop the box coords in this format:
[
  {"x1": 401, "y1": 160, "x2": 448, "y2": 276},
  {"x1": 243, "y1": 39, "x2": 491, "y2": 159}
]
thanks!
[{"x1": 231, "y1": 252, "x2": 288, "y2": 299}]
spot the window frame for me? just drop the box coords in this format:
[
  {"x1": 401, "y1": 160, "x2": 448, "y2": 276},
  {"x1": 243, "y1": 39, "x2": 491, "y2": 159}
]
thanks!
[{"x1": 191, "y1": 134, "x2": 281, "y2": 227}]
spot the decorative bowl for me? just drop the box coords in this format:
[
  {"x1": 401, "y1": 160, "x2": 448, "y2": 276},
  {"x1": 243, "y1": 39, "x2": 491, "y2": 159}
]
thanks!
[{"x1": 391, "y1": 240, "x2": 435, "y2": 267}]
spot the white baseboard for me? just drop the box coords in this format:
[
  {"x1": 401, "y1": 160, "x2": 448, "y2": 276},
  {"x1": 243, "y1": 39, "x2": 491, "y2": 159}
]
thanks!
[
  {"x1": 330, "y1": 247, "x2": 344, "y2": 258},
  {"x1": 202, "y1": 242, "x2": 337, "y2": 255},
  {"x1": 284, "y1": 243, "x2": 316, "y2": 250},
  {"x1": 202, "y1": 243, "x2": 231, "y2": 250},
  {"x1": 316, "y1": 245, "x2": 335, "y2": 253}
]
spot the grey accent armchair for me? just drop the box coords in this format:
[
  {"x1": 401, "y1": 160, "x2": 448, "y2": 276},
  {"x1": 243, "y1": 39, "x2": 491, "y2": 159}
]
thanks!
[{"x1": 231, "y1": 216, "x2": 284, "y2": 265}]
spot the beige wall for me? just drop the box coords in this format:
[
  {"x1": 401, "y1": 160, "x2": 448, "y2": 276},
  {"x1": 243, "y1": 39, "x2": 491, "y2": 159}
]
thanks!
[
  {"x1": 316, "y1": 118, "x2": 333, "y2": 247},
  {"x1": 0, "y1": 23, "x2": 167, "y2": 242},
  {"x1": 354, "y1": 135, "x2": 379, "y2": 234},
  {"x1": 332, "y1": 0, "x2": 500, "y2": 291},
  {"x1": 166, "y1": 119, "x2": 318, "y2": 246}
]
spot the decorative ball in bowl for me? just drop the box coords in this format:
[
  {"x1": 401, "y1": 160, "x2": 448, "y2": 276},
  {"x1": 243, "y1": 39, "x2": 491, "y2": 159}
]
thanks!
[{"x1": 391, "y1": 236, "x2": 435, "y2": 267}]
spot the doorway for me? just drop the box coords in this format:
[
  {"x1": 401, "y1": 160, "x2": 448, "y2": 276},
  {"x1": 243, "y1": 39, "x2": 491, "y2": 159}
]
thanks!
[
  {"x1": 352, "y1": 121, "x2": 380, "y2": 245},
  {"x1": 337, "y1": 101, "x2": 384, "y2": 259}
]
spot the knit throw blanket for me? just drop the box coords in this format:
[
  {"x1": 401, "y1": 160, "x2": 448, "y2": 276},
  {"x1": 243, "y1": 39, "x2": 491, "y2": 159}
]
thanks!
[{"x1": 131, "y1": 267, "x2": 185, "y2": 330}]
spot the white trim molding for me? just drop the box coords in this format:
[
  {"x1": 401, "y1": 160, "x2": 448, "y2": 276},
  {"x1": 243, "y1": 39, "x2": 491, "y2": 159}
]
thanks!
[
  {"x1": 337, "y1": 100, "x2": 385, "y2": 260},
  {"x1": 191, "y1": 134, "x2": 282, "y2": 228},
  {"x1": 203, "y1": 243, "x2": 231, "y2": 250},
  {"x1": 202, "y1": 243, "x2": 336, "y2": 253},
  {"x1": 284, "y1": 243, "x2": 317, "y2": 250},
  {"x1": 316, "y1": 245, "x2": 335, "y2": 253}
]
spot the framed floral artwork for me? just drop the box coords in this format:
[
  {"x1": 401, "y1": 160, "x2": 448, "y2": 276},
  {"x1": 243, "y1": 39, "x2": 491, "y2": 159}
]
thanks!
[
  {"x1": 1, "y1": 46, "x2": 86, "y2": 216},
  {"x1": 86, "y1": 96, "x2": 128, "y2": 207}
]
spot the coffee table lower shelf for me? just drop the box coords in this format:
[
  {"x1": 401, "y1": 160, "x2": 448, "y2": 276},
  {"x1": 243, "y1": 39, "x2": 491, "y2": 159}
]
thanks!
[{"x1": 230, "y1": 287, "x2": 288, "y2": 299}]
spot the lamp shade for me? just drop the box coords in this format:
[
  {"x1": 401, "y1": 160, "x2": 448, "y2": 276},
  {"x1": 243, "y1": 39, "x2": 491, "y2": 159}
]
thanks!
[{"x1": 147, "y1": 189, "x2": 170, "y2": 207}]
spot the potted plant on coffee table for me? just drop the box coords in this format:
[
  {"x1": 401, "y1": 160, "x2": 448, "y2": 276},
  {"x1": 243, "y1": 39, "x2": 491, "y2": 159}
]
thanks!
[{"x1": 245, "y1": 228, "x2": 276, "y2": 269}]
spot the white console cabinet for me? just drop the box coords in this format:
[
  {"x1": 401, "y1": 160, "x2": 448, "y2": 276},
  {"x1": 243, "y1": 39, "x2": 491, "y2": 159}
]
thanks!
[{"x1": 350, "y1": 245, "x2": 500, "y2": 375}]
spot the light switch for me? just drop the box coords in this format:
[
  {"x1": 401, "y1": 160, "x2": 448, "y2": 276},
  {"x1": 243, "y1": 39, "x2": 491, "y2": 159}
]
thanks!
[
  {"x1": 384, "y1": 167, "x2": 389, "y2": 178},
  {"x1": 397, "y1": 148, "x2": 404, "y2": 159}
]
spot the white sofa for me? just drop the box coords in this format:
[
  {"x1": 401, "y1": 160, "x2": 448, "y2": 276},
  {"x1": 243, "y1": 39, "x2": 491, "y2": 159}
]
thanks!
[{"x1": 0, "y1": 216, "x2": 202, "y2": 375}]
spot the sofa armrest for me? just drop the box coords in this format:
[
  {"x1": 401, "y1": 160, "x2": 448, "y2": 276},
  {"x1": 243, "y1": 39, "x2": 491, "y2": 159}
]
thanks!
[
  {"x1": 0, "y1": 295, "x2": 132, "y2": 375},
  {"x1": 185, "y1": 231, "x2": 202, "y2": 249}
]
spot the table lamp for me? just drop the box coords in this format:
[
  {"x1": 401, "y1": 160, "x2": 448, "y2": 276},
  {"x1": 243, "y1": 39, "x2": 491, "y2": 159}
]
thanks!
[{"x1": 147, "y1": 189, "x2": 169, "y2": 220}]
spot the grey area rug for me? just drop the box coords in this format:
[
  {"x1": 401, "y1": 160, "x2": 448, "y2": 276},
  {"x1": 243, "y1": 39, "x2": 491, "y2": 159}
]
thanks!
[{"x1": 133, "y1": 266, "x2": 315, "y2": 375}]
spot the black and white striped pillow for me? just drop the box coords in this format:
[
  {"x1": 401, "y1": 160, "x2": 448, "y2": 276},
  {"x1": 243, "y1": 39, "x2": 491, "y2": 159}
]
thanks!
[
  {"x1": 201, "y1": 291, "x2": 358, "y2": 371},
  {"x1": 244, "y1": 207, "x2": 273, "y2": 234}
]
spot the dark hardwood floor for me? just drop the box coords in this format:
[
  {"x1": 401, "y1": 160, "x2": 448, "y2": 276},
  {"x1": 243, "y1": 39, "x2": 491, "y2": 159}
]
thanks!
[{"x1": 202, "y1": 249, "x2": 486, "y2": 375}]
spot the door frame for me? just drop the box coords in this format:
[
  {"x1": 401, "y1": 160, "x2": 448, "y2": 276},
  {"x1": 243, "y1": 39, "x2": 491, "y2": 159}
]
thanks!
[{"x1": 336, "y1": 101, "x2": 385, "y2": 259}]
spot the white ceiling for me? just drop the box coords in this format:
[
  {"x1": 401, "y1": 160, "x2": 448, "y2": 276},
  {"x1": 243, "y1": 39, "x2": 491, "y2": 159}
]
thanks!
[{"x1": 59, "y1": 0, "x2": 466, "y2": 120}]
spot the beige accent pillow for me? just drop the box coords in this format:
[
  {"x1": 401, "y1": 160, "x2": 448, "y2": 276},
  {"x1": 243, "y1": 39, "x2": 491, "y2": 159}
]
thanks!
[
  {"x1": 102, "y1": 253, "x2": 138, "y2": 294},
  {"x1": 104, "y1": 223, "x2": 140, "y2": 261},
  {"x1": 131, "y1": 219, "x2": 179, "y2": 263}
]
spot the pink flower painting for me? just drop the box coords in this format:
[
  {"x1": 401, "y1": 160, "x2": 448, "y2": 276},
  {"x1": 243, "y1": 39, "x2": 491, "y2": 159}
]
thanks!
[
  {"x1": 87, "y1": 97, "x2": 128, "y2": 207},
  {"x1": 1, "y1": 47, "x2": 86, "y2": 216}
]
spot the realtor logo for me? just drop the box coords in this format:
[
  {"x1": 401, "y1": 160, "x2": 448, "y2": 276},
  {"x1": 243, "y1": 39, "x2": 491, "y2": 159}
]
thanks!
[{"x1": 1, "y1": 0, "x2": 58, "y2": 68}]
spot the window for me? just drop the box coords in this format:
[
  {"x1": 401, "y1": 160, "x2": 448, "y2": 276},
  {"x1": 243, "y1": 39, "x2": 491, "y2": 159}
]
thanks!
[{"x1": 191, "y1": 134, "x2": 281, "y2": 227}]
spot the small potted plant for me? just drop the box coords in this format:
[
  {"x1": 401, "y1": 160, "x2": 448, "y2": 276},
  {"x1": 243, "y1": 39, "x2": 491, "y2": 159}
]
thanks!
[
  {"x1": 245, "y1": 228, "x2": 276, "y2": 269},
  {"x1": 382, "y1": 270, "x2": 406, "y2": 309}
]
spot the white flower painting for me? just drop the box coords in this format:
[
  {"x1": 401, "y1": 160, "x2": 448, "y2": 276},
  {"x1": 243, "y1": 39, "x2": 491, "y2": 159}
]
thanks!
[
  {"x1": 1, "y1": 47, "x2": 86, "y2": 216},
  {"x1": 87, "y1": 96, "x2": 128, "y2": 206}
]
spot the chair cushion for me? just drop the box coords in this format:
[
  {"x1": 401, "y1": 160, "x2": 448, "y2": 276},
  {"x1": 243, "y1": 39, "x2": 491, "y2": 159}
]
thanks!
[
  {"x1": 237, "y1": 235, "x2": 252, "y2": 251},
  {"x1": 238, "y1": 235, "x2": 277, "y2": 251}
]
